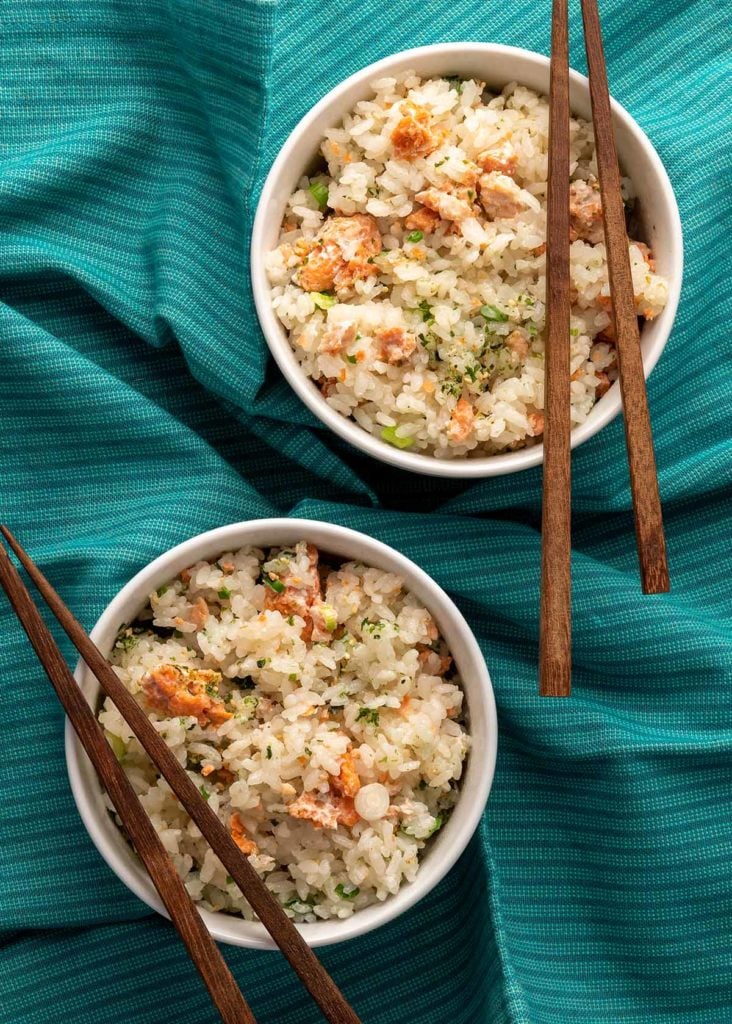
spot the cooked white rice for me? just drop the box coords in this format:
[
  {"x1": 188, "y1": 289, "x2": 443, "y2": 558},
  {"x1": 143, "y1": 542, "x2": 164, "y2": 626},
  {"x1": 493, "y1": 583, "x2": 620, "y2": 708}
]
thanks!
[
  {"x1": 266, "y1": 72, "x2": 668, "y2": 457},
  {"x1": 98, "y1": 542, "x2": 469, "y2": 921}
]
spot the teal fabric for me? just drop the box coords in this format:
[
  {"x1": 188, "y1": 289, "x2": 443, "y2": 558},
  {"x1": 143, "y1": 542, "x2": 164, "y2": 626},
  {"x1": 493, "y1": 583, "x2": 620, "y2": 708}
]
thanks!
[{"x1": 0, "y1": 0, "x2": 730, "y2": 1021}]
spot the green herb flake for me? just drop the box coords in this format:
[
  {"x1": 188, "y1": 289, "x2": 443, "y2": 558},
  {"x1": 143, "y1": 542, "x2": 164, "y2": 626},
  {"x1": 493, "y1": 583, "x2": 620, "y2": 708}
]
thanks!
[
  {"x1": 335, "y1": 883, "x2": 360, "y2": 900},
  {"x1": 310, "y1": 291, "x2": 337, "y2": 310},
  {"x1": 200, "y1": 785, "x2": 211, "y2": 801},
  {"x1": 226, "y1": 875, "x2": 235, "y2": 885},
  {"x1": 406, "y1": 230, "x2": 424, "y2": 243},
  {"x1": 308, "y1": 180, "x2": 329, "y2": 210},
  {"x1": 155, "y1": 585, "x2": 169, "y2": 598},
  {"x1": 256, "y1": 658, "x2": 270, "y2": 669},
  {"x1": 480, "y1": 304, "x2": 509, "y2": 323},
  {"x1": 356, "y1": 707, "x2": 380, "y2": 727},
  {"x1": 286, "y1": 615, "x2": 295, "y2": 626},
  {"x1": 381, "y1": 425, "x2": 414, "y2": 449},
  {"x1": 204, "y1": 681, "x2": 219, "y2": 697},
  {"x1": 266, "y1": 745, "x2": 273, "y2": 760},
  {"x1": 218, "y1": 587, "x2": 231, "y2": 600},
  {"x1": 345, "y1": 353, "x2": 357, "y2": 364},
  {"x1": 446, "y1": 76, "x2": 464, "y2": 95},
  {"x1": 288, "y1": 673, "x2": 298, "y2": 682},
  {"x1": 262, "y1": 575, "x2": 286, "y2": 594},
  {"x1": 434, "y1": 158, "x2": 447, "y2": 168},
  {"x1": 569, "y1": 327, "x2": 581, "y2": 336},
  {"x1": 417, "y1": 299, "x2": 435, "y2": 324}
]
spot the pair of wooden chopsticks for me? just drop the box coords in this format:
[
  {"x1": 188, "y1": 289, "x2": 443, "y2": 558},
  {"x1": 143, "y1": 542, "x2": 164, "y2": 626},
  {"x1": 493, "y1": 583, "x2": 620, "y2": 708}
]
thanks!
[
  {"x1": 540, "y1": 0, "x2": 670, "y2": 697},
  {"x1": 0, "y1": 527, "x2": 362, "y2": 1024}
]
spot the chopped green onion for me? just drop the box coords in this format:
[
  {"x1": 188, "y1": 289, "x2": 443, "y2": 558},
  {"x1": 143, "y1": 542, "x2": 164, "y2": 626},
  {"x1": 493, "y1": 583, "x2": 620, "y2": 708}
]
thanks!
[
  {"x1": 446, "y1": 76, "x2": 464, "y2": 95},
  {"x1": 204, "y1": 681, "x2": 219, "y2": 697},
  {"x1": 434, "y1": 157, "x2": 447, "y2": 168},
  {"x1": 218, "y1": 587, "x2": 231, "y2": 600},
  {"x1": 406, "y1": 230, "x2": 424, "y2": 243},
  {"x1": 266, "y1": 745, "x2": 273, "y2": 760},
  {"x1": 104, "y1": 731, "x2": 126, "y2": 762},
  {"x1": 321, "y1": 604, "x2": 338, "y2": 632},
  {"x1": 226, "y1": 875, "x2": 235, "y2": 885},
  {"x1": 308, "y1": 181, "x2": 328, "y2": 210},
  {"x1": 480, "y1": 304, "x2": 508, "y2": 322},
  {"x1": 427, "y1": 815, "x2": 443, "y2": 836},
  {"x1": 345, "y1": 353, "x2": 357, "y2": 364},
  {"x1": 569, "y1": 327, "x2": 581, "y2": 336},
  {"x1": 155, "y1": 585, "x2": 168, "y2": 598},
  {"x1": 417, "y1": 299, "x2": 435, "y2": 324},
  {"x1": 356, "y1": 707, "x2": 380, "y2": 727},
  {"x1": 310, "y1": 292, "x2": 336, "y2": 310},
  {"x1": 200, "y1": 785, "x2": 211, "y2": 801},
  {"x1": 263, "y1": 575, "x2": 285, "y2": 594},
  {"x1": 335, "y1": 883, "x2": 360, "y2": 900},
  {"x1": 381, "y1": 426, "x2": 414, "y2": 450},
  {"x1": 256, "y1": 658, "x2": 270, "y2": 668},
  {"x1": 286, "y1": 615, "x2": 295, "y2": 626}
]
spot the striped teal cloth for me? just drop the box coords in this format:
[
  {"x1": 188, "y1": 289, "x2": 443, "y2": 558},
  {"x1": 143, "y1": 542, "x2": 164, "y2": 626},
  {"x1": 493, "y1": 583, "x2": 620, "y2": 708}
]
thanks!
[{"x1": 1, "y1": 1, "x2": 730, "y2": 1021}]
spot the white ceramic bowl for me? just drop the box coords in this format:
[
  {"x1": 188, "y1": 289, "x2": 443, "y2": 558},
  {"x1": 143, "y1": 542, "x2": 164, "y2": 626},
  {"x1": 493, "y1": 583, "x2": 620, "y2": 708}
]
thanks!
[
  {"x1": 251, "y1": 43, "x2": 682, "y2": 478},
  {"x1": 66, "y1": 519, "x2": 497, "y2": 948}
]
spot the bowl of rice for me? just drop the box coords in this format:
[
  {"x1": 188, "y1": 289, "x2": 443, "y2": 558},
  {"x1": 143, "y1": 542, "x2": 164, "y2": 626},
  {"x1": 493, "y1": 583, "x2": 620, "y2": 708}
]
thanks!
[
  {"x1": 252, "y1": 43, "x2": 682, "y2": 477},
  {"x1": 67, "y1": 519, "x2": 497, "y2": 948}
]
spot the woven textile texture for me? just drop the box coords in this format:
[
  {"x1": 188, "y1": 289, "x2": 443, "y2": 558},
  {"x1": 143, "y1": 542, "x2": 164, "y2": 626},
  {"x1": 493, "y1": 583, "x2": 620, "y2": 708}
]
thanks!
[{"x1": 1, "y1": 0, "x2": 730, "y2": 1021}]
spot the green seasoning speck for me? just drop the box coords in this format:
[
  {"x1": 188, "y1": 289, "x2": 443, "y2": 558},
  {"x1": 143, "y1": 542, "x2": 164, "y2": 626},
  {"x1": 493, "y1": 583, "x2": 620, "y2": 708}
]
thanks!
[
  {"x1": 288, "y1": 673, "x2": 298, "y2": 681},
  {"x1": 200, "y1": 785, "x2": 210, "y2": 801},
  {"x1": 480, "y1": 304, "x2": 509, "y2": 322},
  {"x1": 345, "y1": 354, "x2": 357, "y2": 364},
  {"x1": 266, "y1": 745, "x2": 272, "y2": 760},
  {"x1": 256, "y1": 658, "x2": 270, "y2": 669},
  {"x1": 263, "y1": 575, "x2": 285, "y2": 594},
  {"x1": 569, "y1": 327, "x2": 581, "y2": 337},
  {"x1": 406, "y1": 230, "x2": 423, "y2": 243},
  {"x1": 308, "y1": 180, "x2": 328, "y2": 210},
  {"x1": 417, "y1": 299, "x2": 435, "y2": 324},
  {"x1": 446, "y1": 76, "x2": 464, "y2": 95},
  {"x1": 428, "y1": 815, "x2": 443, "y2": 836},
  {"x1": 310, "y1": 291, "x2": 336, "y2": 310},
  {"x1": 226, "y1": 875, "x2": 234, "y2": 885},
  {"x1": 335, "y1": 883, "x2": 360, "y2": 900},
  {"x1": 356, "y1": 707, "x2": 380, "y2": 727},
  {"x1": 218, "y1": 587, "x2": 231, "y2": 600},
  {"x1": 381, "y1": 426, "x2": 414, "y2": 449},
  {"x1": 286, "y1": 615, "x2": 295, "y2": 625},
  {"x1": 155, "y1": 585, "x2": 168, "y2": 598},
  {"x1": 204, "y1": 682, "x2": 219, "y2": 697},
  {"x1": 434, "y1": 158, "x2": 447, "y2": 168}
]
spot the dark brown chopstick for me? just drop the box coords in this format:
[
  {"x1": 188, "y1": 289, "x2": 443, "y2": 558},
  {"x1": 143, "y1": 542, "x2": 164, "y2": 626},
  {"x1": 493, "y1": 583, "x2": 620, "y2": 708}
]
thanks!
[
  {"x1": 580, "y1": 0, "x2": 670, "y2": 595},
  {"x1": 0, "y1": 543, "x2": 258, "y2": 1024},
  {"x1": 540, "y1": 0, "x2": 572, "y2": 697},
  {"x1": 0, "y1": 527, "x2": 362, "y2": 1024}
]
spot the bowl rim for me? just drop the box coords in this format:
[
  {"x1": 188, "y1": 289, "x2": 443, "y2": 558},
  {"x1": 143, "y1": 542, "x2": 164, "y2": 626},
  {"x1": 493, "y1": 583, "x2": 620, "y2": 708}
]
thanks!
[
  {"x1": 251, "y1": 41, "x2": 683, "y2": 478},
  {"x1": 65, "y1": 517, "x2": 498, "y2": 948}
]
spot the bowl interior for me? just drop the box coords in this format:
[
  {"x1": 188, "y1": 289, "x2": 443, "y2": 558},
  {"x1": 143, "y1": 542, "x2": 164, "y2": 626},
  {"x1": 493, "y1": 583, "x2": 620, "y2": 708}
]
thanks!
[
  {"x1": 67, "y1": 519, "x2": 497, "y2": 948},
  {"x1": 251, "y1": 43, "x2": 682, "y2": 478}
]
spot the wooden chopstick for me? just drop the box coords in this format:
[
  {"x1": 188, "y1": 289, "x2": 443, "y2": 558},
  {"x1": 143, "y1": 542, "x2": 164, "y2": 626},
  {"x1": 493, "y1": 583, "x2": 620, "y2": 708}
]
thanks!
[
  {"x1": 0, "y1": 527, "x2": 362, "y2": 1024},
  {"x1": 540, "y1": 0, "x2": 572, "y2": 697},
  {"x1": 580, "y1": 0, "x2": 670, "y2": 594},
  {"x1": 0, "y1": 543, "x2": 258, "y2": 1024}
]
